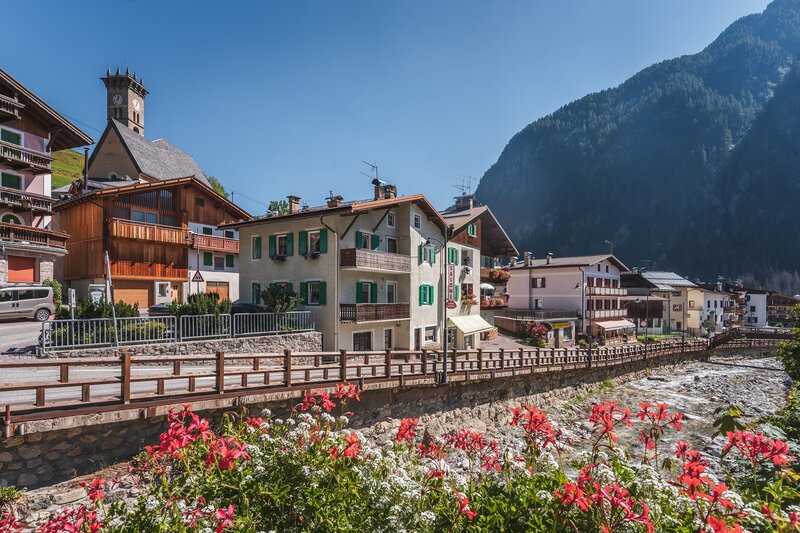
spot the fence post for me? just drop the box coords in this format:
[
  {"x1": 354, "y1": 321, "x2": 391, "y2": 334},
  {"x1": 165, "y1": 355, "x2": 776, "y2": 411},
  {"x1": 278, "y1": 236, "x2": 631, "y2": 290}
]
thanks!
[
  {"x1": 121, "y1": 352, "x2": 131, "y2": 404},
  {"x1": 340, "y1": 349, "x2": 348, "y2": 381},
  {"x1": 477, "y1": 348, "x2": 483, "y2": 371},
  {"x1": 500, "y1": 348, "x2": 505, "y2": 369},
  {"x1": 451, "y1": 348, "x2": 458, "y2": 373},
  {"x1": 284, "y1": 349, "x2": 292, "y2": 387},
  {"x1": 216, "y1": 351, "x2": 225, "y2": 393},
  {"x1": 385, "y1": 349, "x2": 392, "y2": 378},
  {"x1": 422, "y1": 349, "x2": 428, "y2": 375}
]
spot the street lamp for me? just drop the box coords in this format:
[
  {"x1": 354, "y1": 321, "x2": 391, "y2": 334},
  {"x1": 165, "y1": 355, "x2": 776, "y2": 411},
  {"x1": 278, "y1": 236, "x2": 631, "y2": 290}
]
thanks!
[
  {"x1": 575, "y1": 282, "x2": 593, "y2": 369},
  {"x1": 424, "y1": 234, "x2": 449, "y2": 384}
]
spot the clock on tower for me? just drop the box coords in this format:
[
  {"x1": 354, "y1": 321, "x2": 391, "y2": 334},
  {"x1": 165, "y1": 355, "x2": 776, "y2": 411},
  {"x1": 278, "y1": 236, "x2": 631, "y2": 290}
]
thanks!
[{"x1": 101, "y1": 67, "x2": 149, "y2": 136}]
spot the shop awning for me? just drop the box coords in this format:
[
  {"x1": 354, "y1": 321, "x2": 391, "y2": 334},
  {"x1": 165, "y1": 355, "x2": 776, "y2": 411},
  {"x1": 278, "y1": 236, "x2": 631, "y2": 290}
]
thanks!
[
  {"x1": 479, "y1": 283, "x2": 495, "y2": 290},
  {"x1": 594, "y1": 318, "x2": 636, "y2": 331},
  {"x1": 448, "y1": 315, "x2": 494, "y2": 335}
]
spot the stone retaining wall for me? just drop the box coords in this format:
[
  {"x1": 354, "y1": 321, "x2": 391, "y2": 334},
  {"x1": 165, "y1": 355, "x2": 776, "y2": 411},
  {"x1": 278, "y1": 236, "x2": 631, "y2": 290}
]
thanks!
[
  {"x1": 40, "y1": 332, "x2": 322, "y2": 359},
  {"x1": 0, "y1": 345, "x2": 778, "y2": 489}
]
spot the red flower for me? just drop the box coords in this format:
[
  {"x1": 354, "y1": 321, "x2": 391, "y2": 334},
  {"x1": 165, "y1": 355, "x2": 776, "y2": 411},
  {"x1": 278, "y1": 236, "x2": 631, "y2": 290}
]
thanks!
[
  {"x1": 0, "y1": 513, "x2": 25, "y2": 533},
  {"x1": 205, "y1": 436, "x2": 251, "y2": 470},
  {"x1": 214, "y1": 504, "x2": 235, "y2": 533},
  {"x1": 333, "y1": 382, "x2": 361, "y2": 401},
  {"x1": 706, "y1": 515, "x2": 743, "y2": 533},
  {"x1": 329, "y1": 432, "x2": 361, "y2": 460},
  {"x1": 589, "y1": 401, "x2": 632, "y2": 443},
  {"x1": 246, "y1": 416, "x2": 265, "y2": 429},
  {"x1": 446, "y1": 429, "x2": 488, "y2": 456},
  {"x1": 554, "y1": 482, "x2": 590, "y2": 511},
  {"x1": 723, "y1": 430, "x2": 796, "y2": 467},
  {"x1": 397, "y1": 418, "x2": 419, "y2": 443},
  {"x1": 454, "y1": 490, "x2": 478, "y2": 521},
  {"x1": 78, "y1": 477, "x2": 106, "y2": 502},
  {"x1": 509, "y1": 404, "x2": 557, "y2": 450}
]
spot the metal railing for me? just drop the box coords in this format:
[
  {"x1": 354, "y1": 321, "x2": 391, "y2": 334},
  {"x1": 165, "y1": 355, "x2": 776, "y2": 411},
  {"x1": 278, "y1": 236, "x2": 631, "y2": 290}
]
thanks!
[
  {"x1": 233, "y1": 311, "x2": 314, "y2": 337},
  {"x1": 40, "y1": 312, "x2": 314, "y2": 352}
]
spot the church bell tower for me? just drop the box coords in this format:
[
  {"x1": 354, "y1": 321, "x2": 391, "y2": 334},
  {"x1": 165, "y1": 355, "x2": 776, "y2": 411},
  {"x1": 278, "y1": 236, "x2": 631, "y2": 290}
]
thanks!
[{"x1": 101, "y1": 67, "x2": 149, "y2": 136}]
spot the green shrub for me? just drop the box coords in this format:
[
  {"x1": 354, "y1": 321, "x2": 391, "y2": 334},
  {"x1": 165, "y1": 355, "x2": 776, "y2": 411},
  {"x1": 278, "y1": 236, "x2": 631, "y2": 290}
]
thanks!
[
  {"x1": 167, "y1": 292, "x2": 232, "y2": 317},
  {"x1": 57, "y1": 298, "x2": 139, "y2": 320},
  {"x1": 261, "y1": 284, "x2": 302, "y2": 314},
  {"x1": 777, "y1": 305, "x2": 800, "y2": 381},
  {"x1": 42, "y1": 278, "x2": 62, "y2": 308}
]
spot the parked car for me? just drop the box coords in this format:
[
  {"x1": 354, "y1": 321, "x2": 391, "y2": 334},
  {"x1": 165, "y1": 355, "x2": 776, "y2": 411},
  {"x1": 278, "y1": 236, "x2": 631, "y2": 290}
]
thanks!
[
  {"x1": 0, "y1": 285, "x2": 55, "y2": 321},
  {"x1": 231, "y1": 303, "x2": 269, "y2": 315},
  {"x1": 147, "y1": 303, "x2": 171, "y2": 317}
]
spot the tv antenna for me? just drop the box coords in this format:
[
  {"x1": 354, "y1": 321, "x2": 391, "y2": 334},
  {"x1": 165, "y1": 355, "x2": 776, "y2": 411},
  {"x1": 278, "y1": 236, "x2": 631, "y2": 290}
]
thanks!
[
  {"x1": 452, "y1": 175, "x2": 476, "y2": 195},
  {"x1": 360, "y1": 160, "x2": 381, "y2": 181}
]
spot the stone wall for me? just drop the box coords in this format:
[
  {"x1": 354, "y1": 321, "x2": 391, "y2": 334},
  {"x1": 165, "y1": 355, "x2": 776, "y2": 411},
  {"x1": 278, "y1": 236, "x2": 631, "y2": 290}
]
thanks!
[
  {"x1": 1, "y1": 345, "x2": 778, "y2": 489},
  {"x1": 40, "y1": 332, "x2": 322, "y2": 358}
]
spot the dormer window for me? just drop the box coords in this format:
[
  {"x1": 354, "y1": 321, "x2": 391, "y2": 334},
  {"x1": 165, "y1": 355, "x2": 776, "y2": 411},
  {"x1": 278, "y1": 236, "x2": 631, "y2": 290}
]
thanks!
[{"x1": 108, "y1": 172, "x2": 118, "y2": 180}]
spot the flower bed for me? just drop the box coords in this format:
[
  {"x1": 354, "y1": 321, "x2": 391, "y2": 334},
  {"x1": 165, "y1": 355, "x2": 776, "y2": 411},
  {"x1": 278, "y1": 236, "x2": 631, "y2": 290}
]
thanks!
[{"x1": 2, "y1": 384, "x2": 799, "y2": 532}]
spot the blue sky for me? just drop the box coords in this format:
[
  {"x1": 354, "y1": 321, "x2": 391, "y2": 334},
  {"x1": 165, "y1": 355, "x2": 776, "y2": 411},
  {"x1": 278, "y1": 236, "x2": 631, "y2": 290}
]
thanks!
[{"x1": 6, "y1": 0, "x2": 769, "y2": 214}]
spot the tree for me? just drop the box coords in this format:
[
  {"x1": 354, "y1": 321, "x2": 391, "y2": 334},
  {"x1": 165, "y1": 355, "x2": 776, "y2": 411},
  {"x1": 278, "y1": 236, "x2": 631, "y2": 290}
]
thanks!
[
  {"x1": 701, "y1": 319, "x2": 716, "y2": 338},
  {"x1": 268, "y1": 200, "x2": 289, "y2": 215},
  {"x1": 206, "y1": 175, "x2": 227, "y2": 198},
  {"x1": 777, "y1": 305, "x2": 800, "y2": 381},
  {"x1": 261, "y1": 284, "x2": 302, "y2": 314}
]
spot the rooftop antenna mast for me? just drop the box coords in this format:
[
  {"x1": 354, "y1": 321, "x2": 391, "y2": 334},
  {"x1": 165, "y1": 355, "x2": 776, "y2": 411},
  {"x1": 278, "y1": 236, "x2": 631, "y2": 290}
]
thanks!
[
  {"x1": 452, "y1": 175, "x2": 476, "y2": 195},
  {"x1": 360, "y1": 160, "x2": 380, "y2": 181}
]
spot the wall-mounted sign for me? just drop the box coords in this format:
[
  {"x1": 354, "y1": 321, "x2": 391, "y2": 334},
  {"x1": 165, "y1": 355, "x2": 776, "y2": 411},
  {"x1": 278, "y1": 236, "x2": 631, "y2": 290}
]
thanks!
[
  {"x1": 446, "y1": 300, "x2": 457, "y2": 309},
  {"x1": 550, "y1": 322, "x2": 571, "y2": 329},
  {"x1": 447, "y1": 264, "x2": 456, "y2": 301}
]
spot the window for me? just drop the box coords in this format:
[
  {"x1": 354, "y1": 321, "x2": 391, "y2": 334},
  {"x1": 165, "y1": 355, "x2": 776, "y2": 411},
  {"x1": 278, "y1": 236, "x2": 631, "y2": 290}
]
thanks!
[
  {"x1": 203, "y1": 252, "x2": 213, "y2": 266},
  {"x1": 0, "y1": 290, "x2": 12, "y2": 303},
  {"x1": 299, "y1": 229, "x2": 327, "y2": 255},
  {"x1": 202, "y1": 227, "x2": 213, "y2": 235},
  {"x1": 357, "y1": 281, "x2": 373, "y2": 304},
  {"x1": 358, "y1": 231, "x2": 372, "y2": 249},
  {"x1": 467, "y1": 223, "x2": 477, "y2": 237},
  {"x1": 424, "y1": 326, "x2": 437, "y2": 343},
  {"x1": 1, "y1": 172, "x2": 22, "y2": 190},
  {"x1": 131, "y1": 210, "x2": 158, "y2": 224},
  {"x1": 447, "y1": 247, "x2": 459, "y2": 265},
  {"x1": 269, "y1": 233, "x2": 293, "y2": 257},
  {"x1": 413, "y1": 214, "x2": 421, "y2": 228},
  {"x1": 386, "y1": 236, "x2": 398, "y2": 254},
  {"x1": 531, "y1": 277, "x2": 546, "y2": 288},
  {"x1": 419, "y1": 284, "x2": 434, "y2": 305},
  {"x1": 689, "y1": 300, "x2": 695, "y2": 309},
  {"x1": 0, "y1": 128, "x2": 22, "y2": 145},
  {"x1": 422, "y1": 245, "x2": 436, "y2": 264},
  {"x1": 605, "y1": 265, "x2": 609, "y2": 273},
  {"x1": 214, "y1": 256, "x2": 225, "y2": 271},
  {"x1": 309, "y1": 230, "x2": 321, "y2": 254},
  {"x1": 707, "y1": 301, "x2": 711, "y2": 309},
  {"x1": 156, "y1": 282, "x2": 170, "y2": 298},
  {"x1": 384, "y1": 329, "x2": 393, "y2": 350},
  {"x1": 461, "y1": 249, "x2": 472, "y2": 266},
  {"x1": 1, "y1": 213, "x2": 22, "y2": 224},
  {"x1": 277, "y1": 234, "x2": 288, "y2": 256},
  {"x1": 252, "y1": 236, "x2": 262, "y2": 259},
  {"x1": 353, "y1": 332, "x2": 372, "y2": 351},
  {"x1": 224, "y1": 230, "x2": 235, "y2": 239},
  {"x1": 387, "y1": 212, "x2": 395, "y2": 228},
  {"x1": 750, "y1": 305, "x2": 756, "y2": 312},
  {"x1": 195, "y1": 197, "x2": 205, "y2": 207},
  {"x1": 252, "y1": 282, "x2": 261, "y2": 304},
  {"x1": 597, "y1": 265, "x2": 601, "y2": 272},
  {"x1": 225, "y1": 254, "x2": 234, "y2": 268},
  {"x1": 302, "y1": 280, "x2": 326, "y2": 306},
  {"x1": 533, "y1": 298, "x2": 543, "y2": 310},
  {"x1": 386, "y1": 281, "x2": 397, "y2": 303},
  {"x1": 446, "y1": 327, "x2": 457, "y2": 347}
]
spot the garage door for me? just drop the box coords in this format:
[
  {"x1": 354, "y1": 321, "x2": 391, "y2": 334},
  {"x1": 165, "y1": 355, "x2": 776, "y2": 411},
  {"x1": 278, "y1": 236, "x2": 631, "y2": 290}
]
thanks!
[
  {"x1": 206, "y1": 281, "x2": 229, "y2": 301},
  {"x1": 8, "y1": 256, "x2": 35, "y2": 282},
  {"x1": 113, "y1": 281, "x2": 151, "y2": 309}
]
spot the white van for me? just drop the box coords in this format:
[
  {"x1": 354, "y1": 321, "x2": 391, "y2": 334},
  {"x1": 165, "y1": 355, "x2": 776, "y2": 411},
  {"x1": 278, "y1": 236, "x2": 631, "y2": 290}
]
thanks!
[{"x1": 0, "y1": 285, "x2": 55, "y2": 321}]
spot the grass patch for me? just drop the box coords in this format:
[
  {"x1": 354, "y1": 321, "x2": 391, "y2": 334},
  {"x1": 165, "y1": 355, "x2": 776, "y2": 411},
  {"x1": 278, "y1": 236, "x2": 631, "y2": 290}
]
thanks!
[
  {"x1": 597, "y1": 378, "x2": 615, "y2": 393},
  {"x1": 51, "y1": 149, "x2": 85, "y2": 189},
  {"x1": 0, "y1": 486, "x2": 25, "y2": 508}
]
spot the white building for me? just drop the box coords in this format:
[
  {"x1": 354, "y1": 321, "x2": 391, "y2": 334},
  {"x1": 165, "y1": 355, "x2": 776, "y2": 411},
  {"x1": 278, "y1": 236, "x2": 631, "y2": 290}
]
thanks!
[
  {"x1": 185, "y1": 222, "x2": 241, "y2": 303},
  {"x1": 702, "y1": 289, "x2": 730, "y2": 332},
  {"x1": 743, "y1": 290, "x2": 768, "y2": 328}
]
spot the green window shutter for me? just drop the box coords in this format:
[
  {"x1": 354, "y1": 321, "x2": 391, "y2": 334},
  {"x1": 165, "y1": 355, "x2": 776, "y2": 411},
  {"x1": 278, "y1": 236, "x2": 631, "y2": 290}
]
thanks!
[
  {"x1": 253, "y1": 236, "x2": 262, "y2": 259},
  {"x1": 1, "y1": 173, "x2": 22, "y2": 190},
  {"x1": 299, "y1": 231, "x2": 308, "y2": 255},
  {"x1": 319, "y1": 281, "x2": 327, "y2": 305},
  {"x1": 454, "y1": 284, "x2": 459, "y2": 301},
  {"x1": 268, "y1": 235, "x2": 276, "y2": 258},
  {"x1": 203, "y1": 252, "x2": 213, "y2": 266},
  {"x1": 286, "y1": 282, "x2": 294, "y2": 293},
  {"x1": 370, "y1": 282, "x2": 378, "y2": 303},
  {"x1": 418, "y1": 244, "x2": 424, "y2": 265},
  {"x1": 371, "y1": 234, "x2": 380, "y2": 250},
  {"x1": 431, "y1": 249, "x2": 437, "y2": 264},
  {"x1": 1, "y1": 130, "x2": 21, "y2": 145},
  {"x1": 252, "y1": 283, "x2": 261, "y2": 304},
  {"x1": 300, "y1": 282, "x2": 308, "y2": 304},
  {"x1": 286, "y1": 233, "x2": 294, "y2": 256},
  {"x1": 455, "y1": 248, "x2": 460, "y2": 264},
  {"x1": 419, "y1": 285, "x2": 425, "y2": 305},
  {"x1": 356, "y1": 282, "x2": 364, "y2": 304},
  {"x1": 355, "y1": 231, "x2": 363, "y2": 249},
  {"x1": 225, "y1": 254, "x2": 234, "y2": 268},
  {"x1": 429, "y1": 285, "x2": 435, "y2": 305},
  {"x1": 319, "y1": 229, "x2": 328, "y2": 253}
]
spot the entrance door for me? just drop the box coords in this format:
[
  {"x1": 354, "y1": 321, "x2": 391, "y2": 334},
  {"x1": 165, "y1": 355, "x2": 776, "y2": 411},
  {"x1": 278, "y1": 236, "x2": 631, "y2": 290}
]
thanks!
[
  {"x1": 206, "y1": 281, "x2": 230, "y2": 300},
  {"x1": 8, "y1": 256, "x2": 35, "y2": 282}
]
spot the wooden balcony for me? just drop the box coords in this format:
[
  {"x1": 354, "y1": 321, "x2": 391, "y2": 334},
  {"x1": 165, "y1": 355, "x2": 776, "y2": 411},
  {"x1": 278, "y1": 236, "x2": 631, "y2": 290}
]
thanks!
[
  {"x1": 0, "y1": 185, "x2": 54, "y2": 214},
  {"x1": 0, "y1": 222, "x2": 68, "y2": 249},
  {"x1": 340, "y1": 248, "x2": 411, "y2": 273},
  {"x1": 0, "y1": 94, "x2": 23, "y2": 122},
  {"x1": 586, "y1": 308, "x2": 629, "y2": 319},
  {"x1": 587, "y1": 286, "x2": 628, "y2": 296},
  {"x1": 109, "y1": 218, "x2": 190, "y2": 245},
  {"x1": 0, "y1": 140, "x2": 52, "y2": 172},
  {"x1": 193, "y1": 234, "x2": 239, "y2": 254},
  {"x1": 340, "y1": 303, "x2": 411, "y2": 323},
  {"x1": 110, "y1": 260, "x2": 188, "y2": 280}
]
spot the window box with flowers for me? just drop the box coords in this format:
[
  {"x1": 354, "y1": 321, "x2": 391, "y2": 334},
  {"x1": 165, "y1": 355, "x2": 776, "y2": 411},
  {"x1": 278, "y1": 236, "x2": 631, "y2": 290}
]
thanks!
[
  {"x1": 461, "y1": 295, "x2": 479, "y2": 307},
  {"x1": 489, "y1": 268, "x2": 510, "y2": 282}
]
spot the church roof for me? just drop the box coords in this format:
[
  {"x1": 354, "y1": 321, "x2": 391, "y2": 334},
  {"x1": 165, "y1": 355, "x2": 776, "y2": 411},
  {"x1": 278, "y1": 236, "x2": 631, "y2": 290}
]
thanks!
[{"x1": 89, "y1": 120, "x2": 209, "y2": 186}]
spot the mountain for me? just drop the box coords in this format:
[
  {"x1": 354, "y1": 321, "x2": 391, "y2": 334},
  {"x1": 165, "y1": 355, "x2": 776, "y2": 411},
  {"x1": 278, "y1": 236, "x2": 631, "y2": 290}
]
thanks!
[{"x1": 475, "y1": 0, "x2": 800, "y2": 291}]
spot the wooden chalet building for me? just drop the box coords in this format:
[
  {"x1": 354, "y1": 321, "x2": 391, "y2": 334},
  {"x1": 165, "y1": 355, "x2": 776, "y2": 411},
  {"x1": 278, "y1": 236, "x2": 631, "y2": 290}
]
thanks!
[{"x1": 0, "y1": 68, "x2": 92, "y2": 284}]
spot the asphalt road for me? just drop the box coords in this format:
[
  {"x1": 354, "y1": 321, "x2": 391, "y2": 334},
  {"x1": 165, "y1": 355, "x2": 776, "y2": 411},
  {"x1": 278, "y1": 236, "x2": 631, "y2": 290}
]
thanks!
[{"x1": 0, "y1": 319, "x2": 43, "y2": 356}]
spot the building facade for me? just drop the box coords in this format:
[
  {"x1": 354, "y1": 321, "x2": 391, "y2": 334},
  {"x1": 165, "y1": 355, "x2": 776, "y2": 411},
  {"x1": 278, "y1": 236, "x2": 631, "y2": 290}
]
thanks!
[
  {"x1": 768, "y1": 293, "x2": 800, "y2": 326},
  {"x1": 743, "y1": 290, "x2": 768, "y2": 328},
  {"x1": 0, "y1": 68, "x2": 92, "y2": 285},
  {"x1": 225, "y1": 183, "x2": 448, "y2": 352}
]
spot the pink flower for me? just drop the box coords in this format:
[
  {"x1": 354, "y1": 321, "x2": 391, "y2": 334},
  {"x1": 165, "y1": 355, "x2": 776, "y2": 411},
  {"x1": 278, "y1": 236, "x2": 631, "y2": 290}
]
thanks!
[{"x1": 214, "y1": 504, "x2": 235, "y2": 532}]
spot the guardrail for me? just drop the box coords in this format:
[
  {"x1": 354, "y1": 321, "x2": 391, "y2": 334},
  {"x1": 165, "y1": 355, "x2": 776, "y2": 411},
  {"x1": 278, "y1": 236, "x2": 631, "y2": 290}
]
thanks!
[{"x1": 40, "y1": 312, "x2": 314, "y2": 352}]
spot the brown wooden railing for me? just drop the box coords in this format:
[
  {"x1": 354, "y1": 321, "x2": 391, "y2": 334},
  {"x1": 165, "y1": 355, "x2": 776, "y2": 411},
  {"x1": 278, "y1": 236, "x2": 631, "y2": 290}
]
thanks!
[
  {"x1": 0, "y1": 222, "x2": 68, "y2": 249},
  {"x1": 0, "y1": 185, "x2": 54, "y2": 213},
  {"x1": 0, "y1": 140, "x2": 52, "y2": 172},
  {"x1": 587, "y1": 286, "x2": 628, "y2": 296},
  {"x1": 586, "y1": 308, "x2": 629, "y2": 319},
  {"x1": 340, "y1": 248, "x2": 411, "y2": 272},
  {"x1": 340, "y1": 303, "x2": 411, "y2": 323},
  {"x1": 109, "y1": 218, "x2": 190, "y2": 245},
  {"x1": 193, "y1": 234, "x2": 240, "y2": 253},
  {"x1": 0, "y1": 94, "x2": 24, "y2": 120},
  {"x1": 110, "y1": 260, "x2": 188, "y2": 280}
]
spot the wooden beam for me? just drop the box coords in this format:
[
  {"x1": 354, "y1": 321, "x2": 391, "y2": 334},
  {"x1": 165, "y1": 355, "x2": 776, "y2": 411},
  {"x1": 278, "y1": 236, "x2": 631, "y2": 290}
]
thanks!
[{"x1": 372, "y1": 208, "x2": 392, "y2": 232}]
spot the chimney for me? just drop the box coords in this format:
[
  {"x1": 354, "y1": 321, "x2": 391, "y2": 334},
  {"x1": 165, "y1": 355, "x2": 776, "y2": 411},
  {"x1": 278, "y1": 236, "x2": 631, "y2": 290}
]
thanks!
[
  {"x1": 383, "y1": 183, "x2": 397, "y2": 199},
  {"x1": 546, "y1": 252, "x2": 553, "y2": 265},
  {"x1": 287, "y1": 195, "x2": 301, "y2": 214},
  {"x1": 523, "y1": 251, "x2": 533, "y2": 267}
]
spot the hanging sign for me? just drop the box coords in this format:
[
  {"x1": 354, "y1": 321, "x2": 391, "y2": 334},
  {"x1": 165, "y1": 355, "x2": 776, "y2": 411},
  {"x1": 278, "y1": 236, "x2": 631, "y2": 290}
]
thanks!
[{"x1": 192, "y1": 271, "x2": 205, "y2": 283}]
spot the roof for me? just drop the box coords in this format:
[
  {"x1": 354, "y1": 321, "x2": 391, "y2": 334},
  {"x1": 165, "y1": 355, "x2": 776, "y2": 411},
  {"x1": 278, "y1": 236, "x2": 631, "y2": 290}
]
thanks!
[
  {"x1": 441, "y1": 205, "x2": 519, "y2": 257},
  {"x1": 0, "y1": 68, "x2": 93, "y2": 150},
  {"x1": 54, "y1": 176, "x2": 251, "y2": 220},
  {"x1": 510, "y1": 254, "x2": 629, "y2": 272},
  {"x1": 88, "y1": 120, "x2": 209, "y2": 186},
  {"x1": 594, "y1": 318, "x2": 636, "y2": 331},
  {"x1": 447, "y1": 315, "x2": 494, "y2": 335},
  {"x1": 221, "y1": 193, "x2": 449, "y2": 232},
  {"x1": 628, "y1": 271, "x2": 699, "y2": 292}
]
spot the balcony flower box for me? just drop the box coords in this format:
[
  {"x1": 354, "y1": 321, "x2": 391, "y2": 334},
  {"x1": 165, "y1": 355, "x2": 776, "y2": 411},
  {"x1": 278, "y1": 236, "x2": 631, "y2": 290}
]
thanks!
[
  {"x1": 488, "y1": 268, "x2": 510, "y2": 282},
  {"x1": 461, "y1": 295, "x2": 479, "y2": 307}
]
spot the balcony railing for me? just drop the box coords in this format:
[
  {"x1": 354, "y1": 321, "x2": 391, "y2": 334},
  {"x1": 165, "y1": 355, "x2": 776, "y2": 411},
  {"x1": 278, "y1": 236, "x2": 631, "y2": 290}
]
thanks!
[
  {"x1": 0, "y1": 185, "x2": 54, "y2": 213},
  {"x1": 0, "y1": 94, "x2": 24, "y2": 121},
  {"x1": 586, "y1": 308, "x2": 629, "y2": 319},
  {"x1": 0, "y1": 222, "x2": 68, "y2": 249},
  {"x1": 0, "y1": 140, "x2": 52, "y2": 172},
  {"x1": 340, "y1": 248, "x2": 411, "y2": 273},
  {"x1": 109, "y1": 218, "x2": 190, "y2": 245},
  {"x1": 587, "y1": 286, "x2": 628, "y2": 296},
  {"x1": 340, "y1": 303, "x2": 411, "y2": 323},
  {"x1": 495, "y1": 308, "x2": 580, "y2": 320},
  {"x1": 193, "y1": 234, "x2": 240, "y2": 254},
  {"x1": 110, "y1": 260, "x2": 188, "y2": 280}
]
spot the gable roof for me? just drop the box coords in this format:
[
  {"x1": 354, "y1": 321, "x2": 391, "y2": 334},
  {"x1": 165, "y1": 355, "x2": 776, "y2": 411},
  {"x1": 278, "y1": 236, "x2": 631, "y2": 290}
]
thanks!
[
  {"x1": 0, "y1": 68, "x2": 93, "y2": 150},
  {"x1": 221, "y1": 193, "x2": 448, "y2": 232},
  {"x1": 88, "y1": 120, "x2": 209, "y2": 186},
  {"x1": 634, "y1": 271, "x2": 698, "y2": 292},
  {"x1": 54, "y1": 176, "x2": 250, "y2": 221},
  {"x1": 510, "y1": 254, "x2": 629, "y2": 272},
  {"x1": 441, "y1": 205, "x2": 519, "y2": 257}
]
